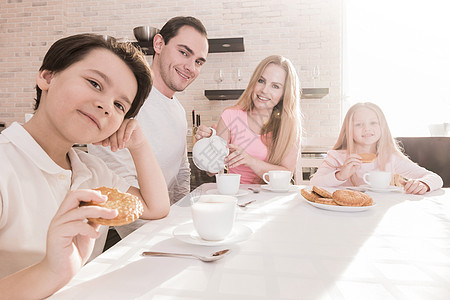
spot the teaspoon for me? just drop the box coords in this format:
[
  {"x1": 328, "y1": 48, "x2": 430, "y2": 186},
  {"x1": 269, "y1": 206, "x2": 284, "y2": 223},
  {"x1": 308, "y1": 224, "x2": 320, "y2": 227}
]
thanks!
[
  {"x1": 237, "y1": 200, "x2": 256, "y2": 207},
  {"x1": 141, "y1": 249, "x2": 230, "y2": 262},
  {"x1": 248, "y1": 187, "x2": 261, "y2": 193}
]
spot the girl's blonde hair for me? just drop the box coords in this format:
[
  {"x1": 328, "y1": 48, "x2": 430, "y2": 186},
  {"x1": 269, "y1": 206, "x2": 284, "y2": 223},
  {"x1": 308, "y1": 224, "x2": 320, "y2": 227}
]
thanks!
[
  {"x1": 334, "y1": 102, "x2": 404, "y2": 171},
  {"x1": 235, "y1": 55, "x2": 302, "y2": 167}
]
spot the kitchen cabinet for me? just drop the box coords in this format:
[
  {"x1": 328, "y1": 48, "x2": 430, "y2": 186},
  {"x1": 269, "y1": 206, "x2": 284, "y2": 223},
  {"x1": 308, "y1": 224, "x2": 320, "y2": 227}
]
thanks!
[
  {"x1": 204, "y1": 88, "x2": 329, "y2": 100},
  {"x1": 132, "y1": 37, "x2": 244, "y2": 55}
]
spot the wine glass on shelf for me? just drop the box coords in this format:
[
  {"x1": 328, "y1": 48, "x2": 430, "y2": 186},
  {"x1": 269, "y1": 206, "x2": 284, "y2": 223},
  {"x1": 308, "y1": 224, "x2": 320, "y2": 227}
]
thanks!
[
  {"x1": 312, "y1": 65, "x2": 320, "y2": 87},
  {"x1": 215, "y1": 69, "x2": 224, "y2": 89},
  {"x1": 234, "y1": 68, "x2": 242, "y2": 89}
]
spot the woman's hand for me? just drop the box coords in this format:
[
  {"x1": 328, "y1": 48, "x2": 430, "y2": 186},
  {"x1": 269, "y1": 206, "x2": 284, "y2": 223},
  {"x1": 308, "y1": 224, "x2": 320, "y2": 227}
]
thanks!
[
  {"x1": 226, "y1": 143, "x2": 256, "y2": 169},
  {"x1": 403, "y1": 179, "x2": 429, "y2": 195},
  {"x1": 44, "y1": 189, "x2": 118, "y2": 283},
  {"x1": 335, "y1": 154, "x2": 362, "y2": 181},
  {"x1": 93, "y1": 119, "x2": 146, "y2": 152},
  {"x1": 194, "y1": 124, "x2": 213, "y2": 141}
]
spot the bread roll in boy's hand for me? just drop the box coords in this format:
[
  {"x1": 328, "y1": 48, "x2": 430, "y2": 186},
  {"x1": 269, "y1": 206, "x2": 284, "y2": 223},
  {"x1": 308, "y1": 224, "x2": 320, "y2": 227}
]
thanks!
[{"x1": 80, "y1": 187, "x2": 143, "y2": 226}]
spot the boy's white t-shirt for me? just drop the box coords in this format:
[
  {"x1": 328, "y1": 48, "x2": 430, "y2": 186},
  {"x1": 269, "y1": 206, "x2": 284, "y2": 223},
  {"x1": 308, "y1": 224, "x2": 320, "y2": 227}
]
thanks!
[{"x1": 0, "y1": 122, "x2": 130, "y2": 278}]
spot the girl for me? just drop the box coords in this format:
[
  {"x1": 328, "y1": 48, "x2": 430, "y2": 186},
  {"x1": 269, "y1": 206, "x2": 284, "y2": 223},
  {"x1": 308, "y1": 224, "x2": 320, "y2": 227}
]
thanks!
[
  {"x1": 310, "y1": 102, "x2": 443, "y2": 194},
  {"x1": 0, "y1": 34, "x2": 170, "y2": 298},
  {"x1": 196, "y1": 55, "x2": 302, "y2": 184}
]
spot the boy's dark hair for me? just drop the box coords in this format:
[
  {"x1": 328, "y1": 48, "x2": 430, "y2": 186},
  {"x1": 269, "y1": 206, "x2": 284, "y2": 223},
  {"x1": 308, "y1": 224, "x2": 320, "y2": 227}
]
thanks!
[
  {"x1": 35, "y1": 33, "x2": 152, "y2": 118},
  {"x1": 159, "y1": 16, "x2": 207, "y2": 45}
]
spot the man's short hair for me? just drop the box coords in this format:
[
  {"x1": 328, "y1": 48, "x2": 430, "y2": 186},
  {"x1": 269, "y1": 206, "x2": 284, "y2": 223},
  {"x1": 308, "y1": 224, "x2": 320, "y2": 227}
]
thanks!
[{"x1": 159, "y1": 16, "x2": 207, "y2": 45}]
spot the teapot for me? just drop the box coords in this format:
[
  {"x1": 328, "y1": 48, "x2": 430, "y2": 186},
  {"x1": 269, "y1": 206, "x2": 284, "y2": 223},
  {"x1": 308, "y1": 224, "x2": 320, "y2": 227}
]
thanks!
[{"x1": 192, "y1": 128, "x2": 229, "y2": 173}]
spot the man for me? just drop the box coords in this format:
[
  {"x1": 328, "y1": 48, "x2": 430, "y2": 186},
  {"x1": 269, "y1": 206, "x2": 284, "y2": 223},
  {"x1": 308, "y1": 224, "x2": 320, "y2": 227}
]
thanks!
[{"x1": 88, "y1": 16, "x2": 208, "y2": 237}]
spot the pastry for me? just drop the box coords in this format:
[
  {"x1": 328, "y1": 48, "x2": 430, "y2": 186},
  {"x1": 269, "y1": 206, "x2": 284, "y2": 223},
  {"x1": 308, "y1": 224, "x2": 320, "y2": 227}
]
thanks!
[
  {"x1": 315, "y1": 198, "x2": 338, "y2": 205},
  {"x1": 301, "y1": 188, "x2": 320, "y2": 202},
  {"x1": 391, "y1": 173, "x2": 408, "y2": 187},
  {"x1": 358, "y1": 153, "x2": 377, "y2": 163},
  {"x1": 312, "y1": 186, "x2": 333, "y2": 199},
  {"x1": 80, "y1": 187, "x2": 143, "y2": 226},
  {"x1": 332, "y1": 189, "x2": 372, "y2": 207}
]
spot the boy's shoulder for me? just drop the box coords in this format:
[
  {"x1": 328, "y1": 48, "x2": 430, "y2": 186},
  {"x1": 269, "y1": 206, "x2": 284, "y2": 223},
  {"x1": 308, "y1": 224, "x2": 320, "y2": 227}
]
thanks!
[{"x1": 71, "y1": 147, "x2": 117, "y2": 174}]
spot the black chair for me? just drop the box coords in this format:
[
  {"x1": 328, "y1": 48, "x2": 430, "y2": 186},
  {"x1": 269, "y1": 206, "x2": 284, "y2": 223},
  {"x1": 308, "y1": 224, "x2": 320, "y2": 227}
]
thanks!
[{"x1": 395, "y1": 137, "x2": 450, "y2": 187}]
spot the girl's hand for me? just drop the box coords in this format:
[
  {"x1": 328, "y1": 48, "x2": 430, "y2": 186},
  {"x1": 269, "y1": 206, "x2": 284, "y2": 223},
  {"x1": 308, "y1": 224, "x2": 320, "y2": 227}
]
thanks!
[
  {"x1": 44, "y1": 189, "x2": 118, "y2": 283},
  {"x1": 226, "y1": 144, "x2": 255, "y2": 169},
  {"x1": 403, "y1": 179, "x2": 429, "y2": 195},
  {"x1": 93, "y1": 119, "x2": 145, "y2": 152},
  {"x1": 195, "y1": 124, "x2": 214, "y2": 141},
  {"x1": 335, "y1": 154, "x2": 362, "y2": 181}
]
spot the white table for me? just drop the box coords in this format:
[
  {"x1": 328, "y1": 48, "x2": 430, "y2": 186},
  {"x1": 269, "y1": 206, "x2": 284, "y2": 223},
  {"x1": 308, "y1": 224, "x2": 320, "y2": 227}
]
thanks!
[{"x1": 51, "y1": 184, "x2": 450, "y2": 300}]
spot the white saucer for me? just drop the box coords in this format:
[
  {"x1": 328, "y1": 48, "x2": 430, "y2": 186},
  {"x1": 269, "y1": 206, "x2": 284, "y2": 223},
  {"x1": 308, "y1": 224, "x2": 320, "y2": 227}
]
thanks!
[
  {"x1": 261, "y1": 184, "x2": 298, "y2": 193},
  {"x1": 205, "y1": 189, "x2": 250, "y2": 197},
  {"x1": 173, "y1": 223, "x2": 253, "y2": 246},
  {"x1": 304, "y1": 199, "x2": 376, "y2": 212},
  {"x1": 364, "y1": 185, "x2": 403, "y2": 193}
]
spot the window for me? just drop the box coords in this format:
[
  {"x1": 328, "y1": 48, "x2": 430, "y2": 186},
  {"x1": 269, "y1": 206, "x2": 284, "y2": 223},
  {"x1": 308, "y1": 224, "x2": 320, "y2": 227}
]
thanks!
[{"x1": 344, "y1": 0, "x2": 450, "y2": 136}]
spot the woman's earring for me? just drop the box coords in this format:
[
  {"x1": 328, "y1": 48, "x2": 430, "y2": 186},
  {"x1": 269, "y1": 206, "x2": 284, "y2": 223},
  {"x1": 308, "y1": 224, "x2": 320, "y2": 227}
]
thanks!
[{"x1": 274, "y1": 106, "x2": 281, "y2": 118}]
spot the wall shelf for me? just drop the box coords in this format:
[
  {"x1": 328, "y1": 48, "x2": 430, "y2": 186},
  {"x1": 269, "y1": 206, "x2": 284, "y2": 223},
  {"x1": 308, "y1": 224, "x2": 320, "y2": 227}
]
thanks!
[
  {"x1": 208, "y1": 37, "x2": 244, "y2": 53},
  {"x1": 205, "y1": 89, "x2": 245, "y2": 100},
  {"x1": 205, "y1": 88, "x2": 329, "y2": 101},
  {"x1": 301, "y1": 88, "x2": 329, "y2": 99},
  {"x1": 132, "y1": 37, "x2": 245, "y2": 55}
]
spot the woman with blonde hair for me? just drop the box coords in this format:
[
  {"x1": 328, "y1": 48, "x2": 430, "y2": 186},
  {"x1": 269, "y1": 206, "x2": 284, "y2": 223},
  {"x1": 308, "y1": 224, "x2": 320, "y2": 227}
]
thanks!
[
  {"x1": 196, "y1": 55, "x2": 302, "y2": 184},
  {"x1": 310, "y1": 102, "x2": 443, "y2": 194}
]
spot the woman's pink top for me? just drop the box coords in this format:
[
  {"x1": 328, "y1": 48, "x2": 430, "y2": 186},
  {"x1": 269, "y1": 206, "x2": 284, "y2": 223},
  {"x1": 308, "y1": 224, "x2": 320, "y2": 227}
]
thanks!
[
  {"x1": 310, "y1": 149, "x2": 443, "y2": 191},
  {"x1": 221, "y1": 108, "x2": 268, "y2": 184}
]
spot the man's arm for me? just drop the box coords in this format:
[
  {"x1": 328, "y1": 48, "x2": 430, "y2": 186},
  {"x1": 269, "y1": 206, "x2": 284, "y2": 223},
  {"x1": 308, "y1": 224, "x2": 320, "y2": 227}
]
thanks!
[{"x1": 170, "y1": 147, "x2": 191, "y2": 204}]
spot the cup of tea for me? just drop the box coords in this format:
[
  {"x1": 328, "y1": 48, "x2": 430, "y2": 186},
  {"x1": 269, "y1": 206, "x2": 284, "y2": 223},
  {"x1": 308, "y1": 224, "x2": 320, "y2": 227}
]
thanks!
[
  {"x1": 215, "y1": 173, "x2": 241, "y2": 195},
  {"x1": 262, "y1": 170, "x2": 292, "y2": 190},
  {"x1": 363, "y1": 171, "x2": 391, "y2": 189},
  {"x1": 191, "y1": 195, "x2": 237, "y2": 241}
]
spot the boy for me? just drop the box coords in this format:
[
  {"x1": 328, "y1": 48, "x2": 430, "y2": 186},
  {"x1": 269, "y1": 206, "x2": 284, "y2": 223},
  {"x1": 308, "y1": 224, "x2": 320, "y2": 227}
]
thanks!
[{"x1": 0, "y1": 33, "x2": 169, "y2": 298}]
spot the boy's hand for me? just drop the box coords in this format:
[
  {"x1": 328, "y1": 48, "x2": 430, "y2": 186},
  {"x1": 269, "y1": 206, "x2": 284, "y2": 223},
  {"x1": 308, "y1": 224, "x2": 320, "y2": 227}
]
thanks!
[
  {"x1": 93, "y1": 119, "x2": 145, "y2": 152},
  {"x1": 44, "y1": 189, "x2": 118, "y2": 283}
]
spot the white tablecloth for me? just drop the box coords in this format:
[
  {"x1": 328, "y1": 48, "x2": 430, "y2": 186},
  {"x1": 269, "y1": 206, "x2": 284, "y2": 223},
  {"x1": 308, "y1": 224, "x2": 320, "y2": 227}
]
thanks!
[{"x1": 51, "y1": 184, "x2": 450, "y2": 300}]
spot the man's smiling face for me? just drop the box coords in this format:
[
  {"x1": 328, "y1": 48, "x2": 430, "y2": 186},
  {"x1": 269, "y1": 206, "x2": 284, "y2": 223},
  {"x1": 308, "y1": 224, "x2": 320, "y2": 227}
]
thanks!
[{"x1": 157, "y1": 25, "x2": 208, "y2": 93}]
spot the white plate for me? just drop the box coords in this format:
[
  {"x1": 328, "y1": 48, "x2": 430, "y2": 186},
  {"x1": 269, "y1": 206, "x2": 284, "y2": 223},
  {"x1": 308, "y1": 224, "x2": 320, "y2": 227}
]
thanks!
[
  {"x1": 205, "y1": 189, "x2": 250, "y2": 197},
  {"x1": 304, "y1": 199, "x2": 376, "y2": 212},
  {"x1": 261, "y1": 184, "x2": 298, "y2": 193},
  {"x1": 173, "y1": 223, "x2": 253, "y2": 246}
]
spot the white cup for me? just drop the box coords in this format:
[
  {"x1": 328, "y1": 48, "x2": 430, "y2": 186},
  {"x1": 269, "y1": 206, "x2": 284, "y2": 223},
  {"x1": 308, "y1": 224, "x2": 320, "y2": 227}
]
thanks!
[
  {"x1": 215, "y1": 173, "x2": 241, "y2": 195},
  {"x1": 262, "y1": 170, "x2": 292, "y2": 190},
  {"x1": 363, "y1": 171, "x2": 391, "y2": 189},
  {"x1": 191, "y1": 195, "x2": 237, "y2": 241}
]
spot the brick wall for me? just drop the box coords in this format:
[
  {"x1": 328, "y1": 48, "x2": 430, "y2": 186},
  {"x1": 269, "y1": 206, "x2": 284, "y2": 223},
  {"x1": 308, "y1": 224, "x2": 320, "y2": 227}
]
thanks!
[{"x1": 0, "y1": 0, "x2": 343, "y2": 149}]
